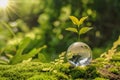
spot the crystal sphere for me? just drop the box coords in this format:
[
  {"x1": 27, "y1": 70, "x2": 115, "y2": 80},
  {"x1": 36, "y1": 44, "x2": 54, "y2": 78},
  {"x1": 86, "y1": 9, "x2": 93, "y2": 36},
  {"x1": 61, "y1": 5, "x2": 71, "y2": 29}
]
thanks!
[{"x1": 66, "y1": 42, "x2": 92, "y2": 67}]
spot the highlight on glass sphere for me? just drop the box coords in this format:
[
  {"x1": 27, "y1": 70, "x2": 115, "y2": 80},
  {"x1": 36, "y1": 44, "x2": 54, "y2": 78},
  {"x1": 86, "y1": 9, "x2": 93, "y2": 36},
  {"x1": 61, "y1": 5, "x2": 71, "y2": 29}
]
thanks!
[{"x1": 66, "y1": 42, "x2": 92, "y2": 67}]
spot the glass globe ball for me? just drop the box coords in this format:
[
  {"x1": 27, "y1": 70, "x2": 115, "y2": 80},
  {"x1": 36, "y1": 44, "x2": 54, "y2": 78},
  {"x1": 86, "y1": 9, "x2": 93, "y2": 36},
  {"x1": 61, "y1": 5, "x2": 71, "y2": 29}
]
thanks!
[{"x1": 66, "y1": 42, "x2": 92, "y2": 67}]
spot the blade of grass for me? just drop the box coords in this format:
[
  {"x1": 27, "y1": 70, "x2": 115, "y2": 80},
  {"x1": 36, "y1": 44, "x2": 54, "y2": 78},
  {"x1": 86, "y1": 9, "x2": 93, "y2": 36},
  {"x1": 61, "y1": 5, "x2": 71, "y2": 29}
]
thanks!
[{"x1": 1, "y1": 21, "x2": 16, "y2": 38}]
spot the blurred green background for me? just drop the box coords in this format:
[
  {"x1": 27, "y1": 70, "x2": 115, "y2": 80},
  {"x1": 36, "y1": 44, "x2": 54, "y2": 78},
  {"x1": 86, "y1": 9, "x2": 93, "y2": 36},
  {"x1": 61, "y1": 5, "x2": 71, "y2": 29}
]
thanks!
[{"x1": 0, "y1": 0, "x2": 120, "y2": 62}]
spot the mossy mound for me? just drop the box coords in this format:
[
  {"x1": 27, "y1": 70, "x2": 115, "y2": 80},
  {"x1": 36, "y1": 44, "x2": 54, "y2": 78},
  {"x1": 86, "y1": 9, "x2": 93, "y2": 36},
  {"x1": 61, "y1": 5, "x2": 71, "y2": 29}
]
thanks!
[{"x1": 0, "y1": 59, "x2": 120, "y2": 80}]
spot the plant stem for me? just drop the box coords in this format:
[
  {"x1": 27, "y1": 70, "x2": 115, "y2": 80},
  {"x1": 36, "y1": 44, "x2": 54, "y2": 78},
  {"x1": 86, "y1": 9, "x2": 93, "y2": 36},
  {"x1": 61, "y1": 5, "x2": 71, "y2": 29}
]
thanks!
[
  {"x1": 77, "y1": 26, "x2": 80, "y2": 41},
  {"x1": 78, "y1": 34, "x2": 80, "y2": 41}
]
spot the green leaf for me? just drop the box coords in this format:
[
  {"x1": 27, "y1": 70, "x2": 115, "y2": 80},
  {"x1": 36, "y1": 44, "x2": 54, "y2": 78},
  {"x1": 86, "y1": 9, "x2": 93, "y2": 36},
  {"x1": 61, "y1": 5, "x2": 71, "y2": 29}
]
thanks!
[
  {"x1": 10, "y1": 37, "x2": 31, "y2": 64},
  {"x1": 17, "y1": 37, "x2": 31, "y2": 55},
  {"x1": 0, "y1": 59, "x2": 8, "y2": 65},
  {"x1": 79, "y1": 27, "x2": 93, "y2": 35},
  {"x1": 69, "y1": 16, "x2": 79, "y2": 25},
  {"x1": 10, "y1": 48, "x2": 38, "y2": 64},
  {"x1": 10, "y1": 45, "x2": 46, "y2": 64},
  {"x1": 22, "y1": 48, "x2": 39, "y2": 60},
  {"x1": 66, "y1": 27, "x2": 78, "y2": 33},
  {"x1": 38, "y1": 53, "x2": 46, "y2": 62},
  {"x1": 23, "y1": 45, "x2": 47, "y2": 60},
  {"x1": 78, "y1": 16, "x2": 88, "y2": 26}
]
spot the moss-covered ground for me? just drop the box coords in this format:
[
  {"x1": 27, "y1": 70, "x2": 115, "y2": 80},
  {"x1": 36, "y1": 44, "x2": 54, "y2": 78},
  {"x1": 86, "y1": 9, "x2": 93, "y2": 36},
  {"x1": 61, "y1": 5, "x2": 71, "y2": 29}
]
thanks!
[
  {"x1": 1, "y1": 37, "x2": 120, "y2": 80},
  {"x1": 0, "y1": 58, "x2": 120, "y2": 80}
]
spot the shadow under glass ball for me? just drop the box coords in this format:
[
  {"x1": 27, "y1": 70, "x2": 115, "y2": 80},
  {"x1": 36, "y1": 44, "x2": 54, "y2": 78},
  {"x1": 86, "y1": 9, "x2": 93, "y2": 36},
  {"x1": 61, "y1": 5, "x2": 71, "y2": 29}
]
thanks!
[{"x1": 66, "y1": 42, "x2": 92, "y2": 67}]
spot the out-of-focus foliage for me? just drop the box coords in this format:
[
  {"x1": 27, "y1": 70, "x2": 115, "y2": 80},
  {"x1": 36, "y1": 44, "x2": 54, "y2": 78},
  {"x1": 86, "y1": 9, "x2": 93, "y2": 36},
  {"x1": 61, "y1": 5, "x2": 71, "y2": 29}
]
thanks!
[
  {"x1": 0, "y1": 0, "x2": 120, "y2": 63},
  {"x1": 101, "y1": 36, "x2": 120, "y2": 61}
]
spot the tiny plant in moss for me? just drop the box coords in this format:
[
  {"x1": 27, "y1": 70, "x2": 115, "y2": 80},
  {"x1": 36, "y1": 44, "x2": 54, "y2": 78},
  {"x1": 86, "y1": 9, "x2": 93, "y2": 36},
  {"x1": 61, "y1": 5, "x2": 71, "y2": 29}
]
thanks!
[
  {"x1": 66, "y1": 16, "x2": 93, "y2": 41},
  {"x1": 66, "y1": 16, "x2": 93, "y2": 67}
]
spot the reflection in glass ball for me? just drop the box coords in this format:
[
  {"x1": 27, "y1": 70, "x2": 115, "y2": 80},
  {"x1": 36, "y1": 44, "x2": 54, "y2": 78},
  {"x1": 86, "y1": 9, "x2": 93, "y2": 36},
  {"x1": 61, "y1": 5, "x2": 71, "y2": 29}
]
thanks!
[{"x1": 66, "y1": 42, "x2": 92, "y2": 67}]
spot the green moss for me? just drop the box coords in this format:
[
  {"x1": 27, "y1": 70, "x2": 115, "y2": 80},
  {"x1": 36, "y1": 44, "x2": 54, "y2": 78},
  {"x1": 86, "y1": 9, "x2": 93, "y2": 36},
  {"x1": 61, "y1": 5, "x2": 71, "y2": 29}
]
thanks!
[
  {"x1": 111, "y1": 53, "x2": 120, "y2": 61},
  {"x1": 94, "y1": 77, "x2": 109, "y2": 80},
  {"x1": 108, "y1": 67, "x2": 119, "y2": 74},
  {"x1": 28, "y1": 74, "x2": 57, "y2": 80},
  {"x1": 0, "y1": 60, "x2": 120, "y2": 80},
  {"x1": 69, "y1": 67, "x2": 86, "y2": 79}
]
